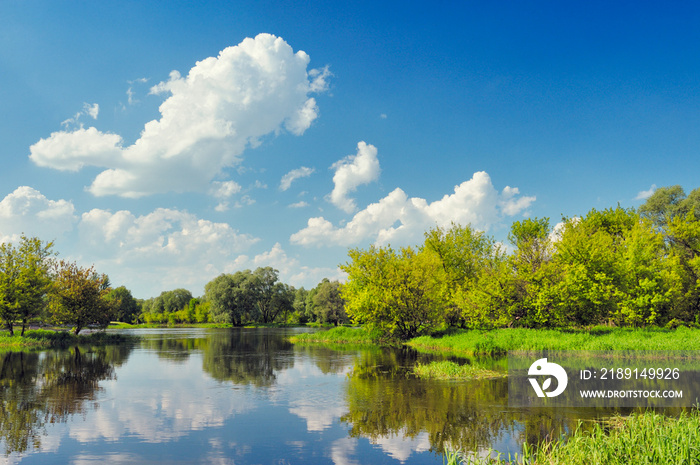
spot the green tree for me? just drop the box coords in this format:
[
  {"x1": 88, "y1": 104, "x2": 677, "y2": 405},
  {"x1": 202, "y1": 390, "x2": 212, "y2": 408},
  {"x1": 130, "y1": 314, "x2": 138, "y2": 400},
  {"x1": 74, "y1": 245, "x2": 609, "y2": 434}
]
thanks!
[
  {"x1": 639, "y1": 185, "x2": 700, "y2": 231},
  {"x1": 106, "y1": 286, "x2": 140, "y2": 323},
  {"x1": 423, "y1": 223, "x2": 497, "y2": 326},
  {"x1": 249, "y1": 267, "x2": 290, "y2": 324},
  {"x1": 312, "y1": 279, "x2": 347, "y2": 325},
  {"x1": 0, "y1": 236, "x2": 54, "y2": 335},
  {"x1": 290, "y1": 287, "x2": 311, "y2": 324},
  {"x1": 205, "y1": 272, "x2": 253, "y2": 326},
  {"x1": 48, "y1": 261, "x2": 114, "y2": 335},
  {"x1": 341, "y1": 245, "x2": 444, "y2": 340},
  {"x1": 665, "y1": 213, "x2": 700, "y2": 322}
]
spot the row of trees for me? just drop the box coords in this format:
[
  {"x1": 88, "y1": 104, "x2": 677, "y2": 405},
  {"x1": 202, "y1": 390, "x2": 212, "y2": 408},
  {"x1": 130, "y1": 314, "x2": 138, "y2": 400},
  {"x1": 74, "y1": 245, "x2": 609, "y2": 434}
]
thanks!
[
  {"x1": 0, "y1": 236, "x2": 116, "y2": 335},
  {"x1": 135, "y1": 268, "x2": 347, "y2": 327},
  {"x1": 0, "y1": 236, "x2": 348, "y2": 332},
  {"x1": 341, "y1": 185, "x2": 700, "y2": 340}
]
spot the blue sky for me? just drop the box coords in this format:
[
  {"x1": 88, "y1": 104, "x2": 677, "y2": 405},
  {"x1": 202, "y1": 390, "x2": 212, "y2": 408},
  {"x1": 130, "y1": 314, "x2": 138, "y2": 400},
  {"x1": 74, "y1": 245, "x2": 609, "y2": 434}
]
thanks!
[{"x1": 2, "y1": 1, "x2": 699, "y2": 298}]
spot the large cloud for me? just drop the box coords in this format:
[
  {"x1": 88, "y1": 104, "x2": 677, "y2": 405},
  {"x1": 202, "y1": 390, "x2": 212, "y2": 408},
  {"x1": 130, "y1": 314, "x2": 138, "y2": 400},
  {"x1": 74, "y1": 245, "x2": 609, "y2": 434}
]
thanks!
[
  {"x1": 0, "y1": 186, "x2": 77, "y2": 242},
  {"x1": 29, "y1": 34, "x2": 329, "y2": 198},
  {"x1": 329, "y1": 142, "x2": 380, "y2": 213},
  {"x1": 291, "y1": 171, "x2": 535, "y2": 247},
  {"x1": 77, "y1": 207, "x2": 260, "y2": 294}
]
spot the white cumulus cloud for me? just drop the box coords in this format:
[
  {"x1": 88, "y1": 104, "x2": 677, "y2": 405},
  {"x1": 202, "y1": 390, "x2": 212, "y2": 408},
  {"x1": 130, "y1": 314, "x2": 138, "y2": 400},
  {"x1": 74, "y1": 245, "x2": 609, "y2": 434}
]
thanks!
[
  {"x1": 291, "y1": 171, "x2": 535, "y2": 247},
  {"x1": 78, "y1": 207, "x2": 260, "y2": 296},
  {"x1": 29, "y1": 34, "x2": 329, "y2": 199},
  {"x1": 0, "y1": 186, "x2": 77, "y2": 242},
  {"x1": 329, "y1": 141, "x2": 380, "y2": 213}
]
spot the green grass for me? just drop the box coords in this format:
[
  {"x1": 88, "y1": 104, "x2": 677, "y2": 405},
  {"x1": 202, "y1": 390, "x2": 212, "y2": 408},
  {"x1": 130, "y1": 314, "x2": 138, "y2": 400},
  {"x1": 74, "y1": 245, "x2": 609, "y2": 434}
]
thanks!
[
  {"x1": 414, "y1": 360, "x2": 506, "y2": 380},
  {"x1": 407, "y1": 326, "x2": 700, "y2": 356},
  {"x1": 460, "y1": 408, "x2": 700, "y2": 464},
  {"x1": 0, "y1": 329, "x2": 134, "y2": 349},
  {"x1": 288, "y1": 326, "x2": 379, "y2": 345}
]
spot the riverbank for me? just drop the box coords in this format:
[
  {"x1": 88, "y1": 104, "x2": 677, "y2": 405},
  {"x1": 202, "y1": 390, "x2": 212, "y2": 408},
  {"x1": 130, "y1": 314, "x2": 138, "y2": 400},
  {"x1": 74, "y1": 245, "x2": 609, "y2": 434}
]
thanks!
[
  {"x1": 288, "y1": 326, "x2": 378, "y2": 345},
  {"x1": 290, "y1": 325, "x2": 700, "y2": 354},
  {"x1": 461, "y1": 408, "x2": 700, "y2": 465},
  {"x1": 0, "y1": 329, "x2": 134, "y2": 349},
  {"x1": 408, "y1": 326, "x2": 700, "y2": 356}
]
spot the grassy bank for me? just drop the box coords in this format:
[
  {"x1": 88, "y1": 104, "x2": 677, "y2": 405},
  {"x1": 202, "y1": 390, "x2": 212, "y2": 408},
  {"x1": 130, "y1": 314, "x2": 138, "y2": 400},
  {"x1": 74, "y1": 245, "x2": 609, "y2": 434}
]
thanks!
[
  {"x1": 287, "y1": 325, "x2": 700, "y2": 355},
  {"x1": 414, "y1": 360, "x2": 505, "y2": 380},
  {"x1": 408, "y1": 326, "x2": 700, "y2": 356},
  {"x1": 0, "y1": 329, "x2": 134, "y2": 349},
  {"x1": 458, "y1": 408, "x2": 700, "y2": 464},
  {"x1": 288, "y1": 326, "x2": 379, "y2": 345}
]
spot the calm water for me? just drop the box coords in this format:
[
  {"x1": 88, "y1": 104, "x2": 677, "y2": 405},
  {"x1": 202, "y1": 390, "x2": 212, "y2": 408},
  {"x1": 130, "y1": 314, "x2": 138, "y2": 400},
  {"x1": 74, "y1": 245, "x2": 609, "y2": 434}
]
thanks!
[{"x1": 0, "y1": 328, "x2": 635, "y2": 464}]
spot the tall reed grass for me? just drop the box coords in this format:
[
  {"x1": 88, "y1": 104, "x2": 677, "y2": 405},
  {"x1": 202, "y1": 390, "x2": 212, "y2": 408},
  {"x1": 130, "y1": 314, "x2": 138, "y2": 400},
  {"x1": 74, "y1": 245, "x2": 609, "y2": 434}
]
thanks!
[
  {"x1": 462, "y1": 408, "x2": 700, "y2": 464},
  {"x1": 407, "y1": 326, "x2": 700, "y2": 356}
]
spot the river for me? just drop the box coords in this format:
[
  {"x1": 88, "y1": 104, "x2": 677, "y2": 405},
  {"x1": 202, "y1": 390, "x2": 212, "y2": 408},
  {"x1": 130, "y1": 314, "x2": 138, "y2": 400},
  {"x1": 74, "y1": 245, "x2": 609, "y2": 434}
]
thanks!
[{"x1": 0, "y1": 327, "x2": 645, "y2": 464}]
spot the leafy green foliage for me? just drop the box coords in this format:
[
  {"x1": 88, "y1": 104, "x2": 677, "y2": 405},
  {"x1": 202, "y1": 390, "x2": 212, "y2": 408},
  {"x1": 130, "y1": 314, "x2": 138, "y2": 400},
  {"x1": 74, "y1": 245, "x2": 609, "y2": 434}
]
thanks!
[
  {"x1": 106, "y1": 286, "x2": 140, "y2": 323},
  {"x1": 340, "y1": 190, "x2": 700, "y2": 332},
  {"x1": 311, "y1": 279, "x2": 348, "y2": 325},
  {"x1": 341, "y1": 245, "x2": 445, "y2": 340},
  {"x1": 203, "y1": 267, "x2": 295, "y2": 326},
  {"x1": 48, "y1": 260, "x2": 114, "y2": 335},
  {"x1": 0, "y1": 236, "x2": 54, "y2": 335}
]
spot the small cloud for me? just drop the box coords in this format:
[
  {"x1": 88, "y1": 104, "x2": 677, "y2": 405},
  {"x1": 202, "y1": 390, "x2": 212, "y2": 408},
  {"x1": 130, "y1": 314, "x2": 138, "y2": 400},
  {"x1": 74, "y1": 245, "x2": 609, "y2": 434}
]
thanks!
[
  {"x1": 60, "y1": 103, "x2": 100, "y2": 127},
  {"x1": 280, "y1": 166, "x2": 315, "y2": 191},
  {"x1": 84, "y1": 103, "x2": 99, "y2": 120},
  {"x1": 288, "y1": 201, "x2": 309, "y2": 208},
  {"x1": 635, "y1": 184, "x2": 656, "y2": 200},
  {"x1": 380, "y1": 113, "x2": 387, "y2": 119},
  {"x1": 209, "y1": 181, "x2": 242, "y2": 199},
  {"x1": 329, "y1": 141, "x2": 381, "y2": 213},
  {"x1": 234, "y1": 195, "x2": 256, "y2": 208}
]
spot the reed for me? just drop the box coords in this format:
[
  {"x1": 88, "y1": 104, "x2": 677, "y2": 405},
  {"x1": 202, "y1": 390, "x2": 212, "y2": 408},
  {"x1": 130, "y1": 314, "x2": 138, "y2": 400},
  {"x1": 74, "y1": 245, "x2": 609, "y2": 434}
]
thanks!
[{"x1": 465, "y1": 408, "x2": 700, "y2": 464}]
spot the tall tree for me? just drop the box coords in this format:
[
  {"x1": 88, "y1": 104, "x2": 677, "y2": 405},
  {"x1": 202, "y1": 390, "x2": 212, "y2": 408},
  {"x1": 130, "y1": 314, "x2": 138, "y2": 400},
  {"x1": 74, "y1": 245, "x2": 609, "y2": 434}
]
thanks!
[
  {"x1": 341, "y1": 245, "x2": 444, "y2": 340},
  {"x1": 205, "y1": 273, "x2": 251, "y2": 326},
  {"x1": 106, "y1": 286, "x2": 140, "y2": 323},
  {"x1": 639, "y1": 185, "x2": 698, "y2": 229},
  {"x1": 0, "y1": 236, "x2": 54, "y2": 335},
  {"x1": 312, "y1": 279, "x2": 347, "y2": 325},
  {"x1": 49, "y1": 261, "x2": 113, "y2": 335}
]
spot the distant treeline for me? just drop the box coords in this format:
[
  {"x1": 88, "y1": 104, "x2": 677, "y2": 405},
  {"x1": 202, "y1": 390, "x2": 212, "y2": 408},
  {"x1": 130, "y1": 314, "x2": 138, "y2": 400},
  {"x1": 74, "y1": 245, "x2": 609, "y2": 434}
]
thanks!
[
  {"x1": 133, "y1": 268, "x2": 347, "y2": 327},
  {"x1": 341, "y1": 185, "x2": 700, "y2": 340}
]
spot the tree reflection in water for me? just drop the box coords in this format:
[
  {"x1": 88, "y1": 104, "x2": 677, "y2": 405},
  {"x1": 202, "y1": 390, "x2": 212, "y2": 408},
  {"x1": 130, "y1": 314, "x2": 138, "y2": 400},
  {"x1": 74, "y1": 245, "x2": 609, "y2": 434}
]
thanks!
[
  {"x1": 0, "y1": 344, "x2": 132, "y2": 455},
  {"x1": 201, "y1": 328, "x2": 295, "y2": 387},
  {"x1": 340, "y1": 348, "x2": 612, "y2": 456}
]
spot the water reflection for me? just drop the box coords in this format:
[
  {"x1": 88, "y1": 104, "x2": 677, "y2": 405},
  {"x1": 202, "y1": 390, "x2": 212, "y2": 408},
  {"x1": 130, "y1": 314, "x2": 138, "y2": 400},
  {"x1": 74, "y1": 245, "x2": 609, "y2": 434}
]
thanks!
[
  {"x1": 0, "y1": 344, "x2": 132, "y2": 455},
  {"x1": 0, "y1": 328, "x2": 675, "y2": 464},
  {"x1": 202, "y1": 328, "x2": 295, "y2": 386},
  {"x1": 338, "y1": 347, "x2": 638, "y2": 460}
]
